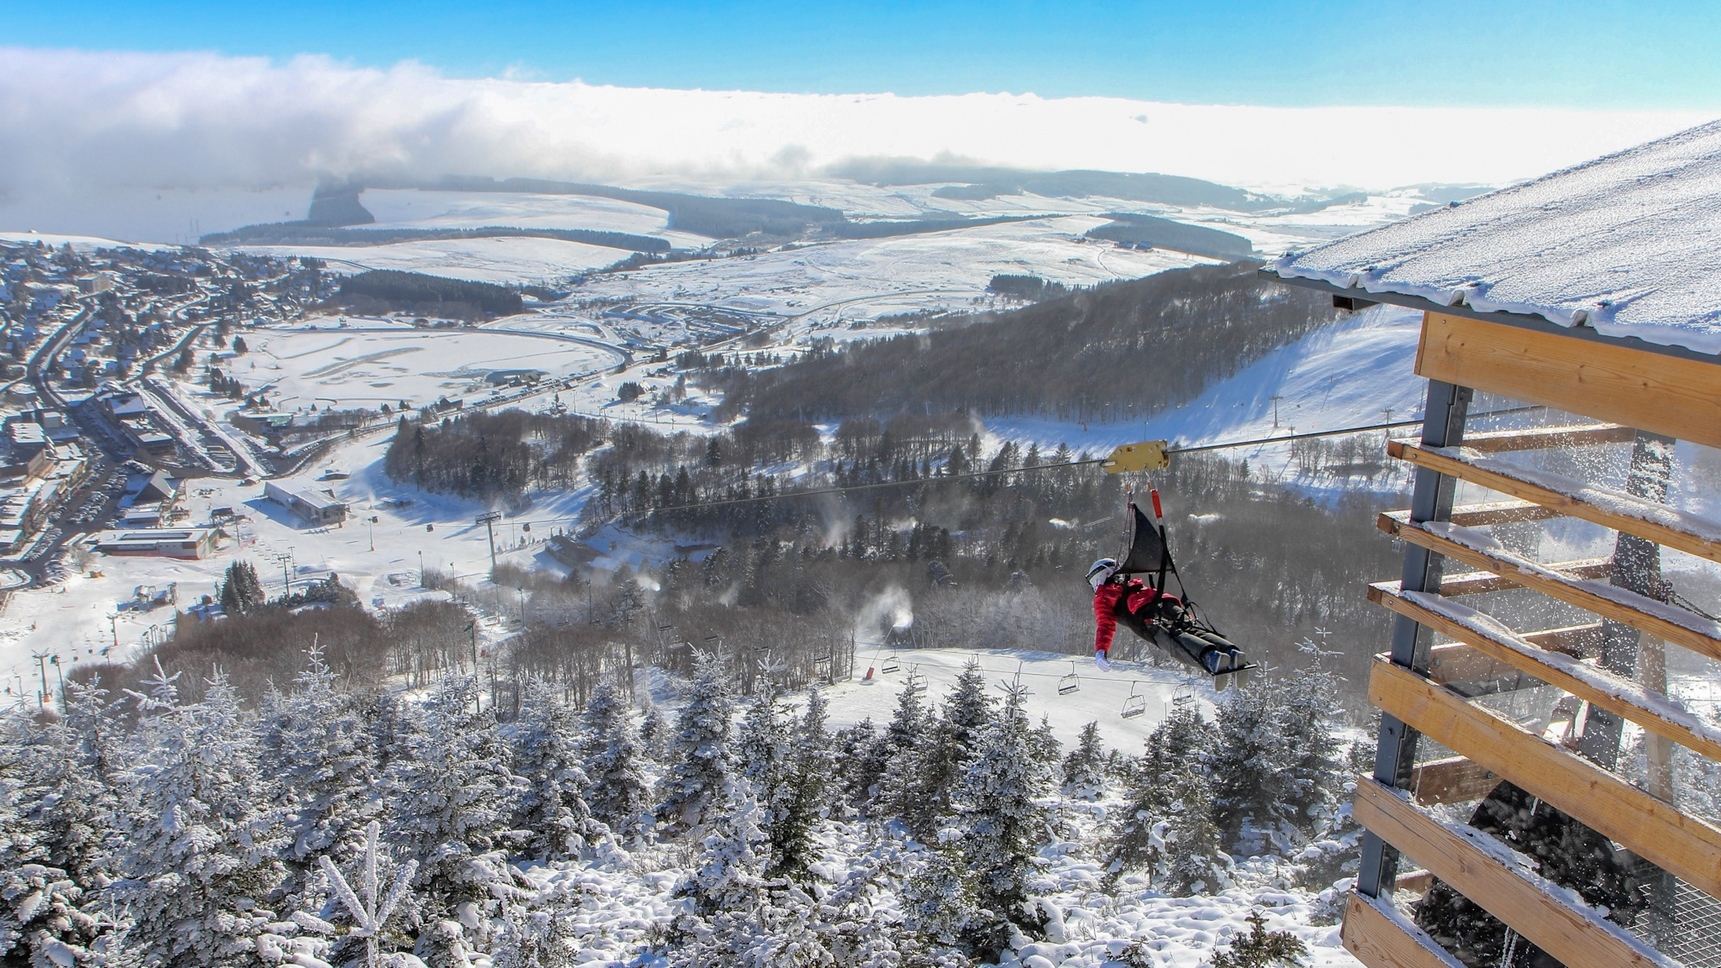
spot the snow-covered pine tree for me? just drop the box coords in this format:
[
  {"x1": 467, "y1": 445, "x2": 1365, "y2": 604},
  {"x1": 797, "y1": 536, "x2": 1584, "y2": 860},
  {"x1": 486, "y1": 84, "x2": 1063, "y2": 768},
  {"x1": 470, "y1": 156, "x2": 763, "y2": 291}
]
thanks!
[
  {"x1": 490, "y1": 907, "x2": 577, "y2": 968},
  {"x1": 578, "y1": 682, "x2": 652, "y2": 837},
  {"x1": 733, "y1": 686, "x2": 792, "y2": 876},
  {"x1": 109, "y1": 663, "x2": 288, "y2": 967},
  {"x1": 901, "y1": 847, "x2": 982, "y2": 955},
  {"x1": 871, "y1": 686, "x2": 927, "y2": 819},
  {"x1": 773, "y1": 686, "x2": 835, "y2": 880},
  {"x1": 657, "y1": 652, "x2": 734, "y2": 832},
  {"x1": 952, "y1": 684, "x2": 1047, "y2": 952},
  {"x1": 1060, "y1": 721, "x2": 1107, "y2": 800},
  {"x1": 0, "y1": 862, "x2": 125, "y2": 967},
  {"x1": 898, "y1": 663, "x2": 993, "y2": 839},
  {"x1": 1209, "y1": 666, "x2": 1343, "y2": 854},
  {"x1": 1149, "y1": 761, "x2": 1226, "y2": 896},
  {"x1": 678, "y1": 779, "x2": 768, "y2": 922},
  {"x1": 507, "y1": 676, "x2": 603, "y2": 862},
  {"x1": 219, "y1": 561, "x2": 267, "y2": 615},
  {"x1": 6, "y1": 677, "x2": 119, "y2": 884},
  {"x1": 830, "y1": 719, "x2": 880, "y2": 808},
  {"x1": 1105, "y1": 707, "x2": 1222, "y2": 888},
  {"x1": 267, "y1": 645, "x2": 381, "y2": 887},
  {"x1": 384, "y1": 674, "x2": 525, "y2": 927}
]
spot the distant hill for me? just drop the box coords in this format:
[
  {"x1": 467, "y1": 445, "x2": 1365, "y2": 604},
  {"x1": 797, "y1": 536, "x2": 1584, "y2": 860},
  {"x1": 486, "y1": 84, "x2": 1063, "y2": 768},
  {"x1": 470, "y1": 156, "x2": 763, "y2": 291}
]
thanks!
[
  {"x1": 305, "y1": 180, "x2": 374, "y2": 227},
  {"x1": 828, "y1": 159, "x2": 1279, "y2": 211}
]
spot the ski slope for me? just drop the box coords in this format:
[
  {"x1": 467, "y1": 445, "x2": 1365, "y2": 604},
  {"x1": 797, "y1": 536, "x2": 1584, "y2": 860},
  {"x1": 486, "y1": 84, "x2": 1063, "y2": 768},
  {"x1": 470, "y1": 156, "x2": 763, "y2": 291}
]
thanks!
[
  {"x1": 981, "y1": 303, "x2": 1427, "y2": 479},
  {"x1": 820, "y1": 646, "x2": 1222, "y2": 752}
]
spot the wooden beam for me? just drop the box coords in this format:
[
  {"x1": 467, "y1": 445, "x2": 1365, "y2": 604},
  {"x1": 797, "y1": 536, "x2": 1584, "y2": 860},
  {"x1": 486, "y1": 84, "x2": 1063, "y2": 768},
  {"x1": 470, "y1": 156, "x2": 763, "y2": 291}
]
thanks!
[
  {"x1": 1371, "y1": 584, "x2": 1721, "y2": 763},
  {"x1": 1444, "y1": 500, "x2": 1564, "y2": 527},
  {"x1": 1378, "y1": 515, "x2": 1721, "y2": 664},
  {"x1": 1387, "y1": 439, "x2": 1721, "y2": 566},
  {"x1": 1369, "y1": 659, "x2": 1721, "y2": 900},
  {"x1": 1411, "y1": 756, "x2": 1501, "y2": 805},
  {"x1": 1460, "y1": 423, "x2": 1638, "y2": 453},
  {"x1": 1353, "y1": 776, "x2": 1679, "y2": 968},
  {"x1": 1414, "y1": 311, "x2": 1721, "y2": 451},
  {"x1": 1340, "y1": 891, "x2": 1465, "y2": 968}
]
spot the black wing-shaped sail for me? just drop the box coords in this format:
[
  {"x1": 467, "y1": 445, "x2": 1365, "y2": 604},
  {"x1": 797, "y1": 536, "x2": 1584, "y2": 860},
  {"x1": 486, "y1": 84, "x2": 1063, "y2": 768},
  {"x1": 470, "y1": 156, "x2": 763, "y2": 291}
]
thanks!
[{"x1": 1118, "y1": 502, "x2": 1167, "y2": 575}]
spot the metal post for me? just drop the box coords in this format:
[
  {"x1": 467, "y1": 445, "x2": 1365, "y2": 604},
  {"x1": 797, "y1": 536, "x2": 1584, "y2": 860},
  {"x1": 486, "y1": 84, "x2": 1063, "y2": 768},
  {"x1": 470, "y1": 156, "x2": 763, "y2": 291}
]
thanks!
[
  {"x1": 51, "y1": 655, "x2": 63, "y2": 711},
  {"x1": 476, "y1": 511, "x2": 501, "y2": 580},
  {"x1": 32, "y1": 651, "x2": 49, "y2": 711},
  {"x1": 1356, "y1": 378, "x2": 1472, "y2": 899},
  {"x1": 418, "y1": 550, "x2": 425, "y2": 587}
]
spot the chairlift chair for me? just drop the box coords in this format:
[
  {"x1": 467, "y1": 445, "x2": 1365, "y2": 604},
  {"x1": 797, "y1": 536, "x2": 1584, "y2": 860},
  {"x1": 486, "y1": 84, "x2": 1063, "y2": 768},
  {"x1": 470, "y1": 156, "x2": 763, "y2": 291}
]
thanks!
[
  {"x1": 1171, "y1": 683, "x2": 1196, "y2": 708},
  {"x1": 904, "y1": 665, "x2": 927, "y2": 695},
  {"x1": 1057, "y1": 660, "x2": 1081, "y2": 696},
  {"x1": 1120, "y1": 681, "x2": 1148, "y2": 719},
  {"x1": 880, "y1": 653, "x2": 902, "y2": 675}
]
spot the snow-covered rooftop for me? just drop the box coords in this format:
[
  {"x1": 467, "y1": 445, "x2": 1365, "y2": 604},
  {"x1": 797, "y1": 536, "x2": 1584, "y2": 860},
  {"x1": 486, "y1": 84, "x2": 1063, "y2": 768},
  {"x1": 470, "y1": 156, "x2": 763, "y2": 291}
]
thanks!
[{"x1": 1271, "y1": 120, "x2": 1721, "y2": 356}]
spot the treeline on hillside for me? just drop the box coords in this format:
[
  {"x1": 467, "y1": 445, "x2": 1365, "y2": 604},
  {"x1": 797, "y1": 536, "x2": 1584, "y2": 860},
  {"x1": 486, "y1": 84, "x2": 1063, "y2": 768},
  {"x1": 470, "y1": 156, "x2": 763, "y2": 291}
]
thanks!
[
  {"x1": 330, "y1": 270, "x2": 524, "y2": 319},
  {"x1": 561, "y1": 409, "x2": 1400, "y2": 691},
  {"x1": 0, "y1": 637, "x2": 1356, "y2": 966},
  {"x1": 702, "y1": 261, "x2": 1341, "y2": 423},
  {"x1": 988, "y1": 273, "x2": 1070, "y2": 301},
  {"x1": 382, "y1": 410, "x2": 608, "y2": 501},
  {"x1": 1085, "y1": 213, "x2": 1255, "y2": 259},
  {"x1": 201, "y1": 224, "x2": 671, "y2": 253}
]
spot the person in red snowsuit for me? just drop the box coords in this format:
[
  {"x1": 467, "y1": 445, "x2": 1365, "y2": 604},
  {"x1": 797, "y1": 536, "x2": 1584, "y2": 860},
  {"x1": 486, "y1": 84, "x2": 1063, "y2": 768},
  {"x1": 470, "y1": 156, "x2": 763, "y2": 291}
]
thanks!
[{"x1": 1087, "y1": 557, "x2": 1244, "y2": 675}]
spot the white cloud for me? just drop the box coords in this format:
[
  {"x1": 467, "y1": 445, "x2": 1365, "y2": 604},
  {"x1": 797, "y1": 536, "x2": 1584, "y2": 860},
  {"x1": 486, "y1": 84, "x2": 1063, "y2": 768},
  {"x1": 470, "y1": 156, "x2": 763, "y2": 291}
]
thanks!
[{"x1": 0, "y1": 46, "x2": 1709, "y2": 241}]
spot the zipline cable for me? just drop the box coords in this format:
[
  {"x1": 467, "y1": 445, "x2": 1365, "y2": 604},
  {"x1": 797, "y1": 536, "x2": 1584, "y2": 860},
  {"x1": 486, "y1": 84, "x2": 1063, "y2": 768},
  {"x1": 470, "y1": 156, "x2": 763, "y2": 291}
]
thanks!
[{"x1": 641, "y1": 405, "x2": 1545, "y2": 515}]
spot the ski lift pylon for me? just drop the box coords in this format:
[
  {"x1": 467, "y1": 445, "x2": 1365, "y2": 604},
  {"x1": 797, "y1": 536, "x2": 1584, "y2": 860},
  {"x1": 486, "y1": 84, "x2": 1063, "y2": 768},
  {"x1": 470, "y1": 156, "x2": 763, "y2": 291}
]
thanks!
[
  {"x1": 1057, "y1": 660, "x2": 1080, "y2": 696},
  {"x1": 1120, "y1": 681, "x2": 1147, "y2": 719}
]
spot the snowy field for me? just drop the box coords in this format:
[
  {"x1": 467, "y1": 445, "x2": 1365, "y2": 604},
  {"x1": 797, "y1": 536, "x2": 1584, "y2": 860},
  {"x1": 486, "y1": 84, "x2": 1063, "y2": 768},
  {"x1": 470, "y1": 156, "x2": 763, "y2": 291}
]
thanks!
[
  {"x1": 237, "y1": 325, "x2": 621, "y2": 410},
  {"x1": 578, "y1": 216, "x2": 1212, "y2": 323},
  {"x1": 234, "y1": 236, "x2": 627, "y2": 283}
]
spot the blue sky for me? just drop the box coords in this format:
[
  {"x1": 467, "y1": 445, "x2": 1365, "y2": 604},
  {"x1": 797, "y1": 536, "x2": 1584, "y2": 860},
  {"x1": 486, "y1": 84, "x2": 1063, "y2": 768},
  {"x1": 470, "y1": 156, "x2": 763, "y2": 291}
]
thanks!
[{"x1": 5, "y1": 0, "x2": 1719, "y2": 109}]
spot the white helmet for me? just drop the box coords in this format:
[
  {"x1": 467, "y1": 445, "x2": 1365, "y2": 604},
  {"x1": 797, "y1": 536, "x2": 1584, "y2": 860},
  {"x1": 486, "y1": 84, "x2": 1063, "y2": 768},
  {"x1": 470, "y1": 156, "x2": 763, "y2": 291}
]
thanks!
[{"x1": 1086, "y1": 558, "x2": 1119, "y2": 590}]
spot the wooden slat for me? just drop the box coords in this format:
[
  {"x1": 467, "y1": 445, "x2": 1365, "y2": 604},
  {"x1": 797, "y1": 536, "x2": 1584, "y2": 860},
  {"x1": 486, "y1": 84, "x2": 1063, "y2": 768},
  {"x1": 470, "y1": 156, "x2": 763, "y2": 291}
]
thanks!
[
  {"x1": 1435, "y1": 559, "x2": 1610, "y2": 597},
  {"x1": 1340, "y1": 891, "x2": 1465, "y2": 968},
  {"x1": 1395, "y1": 871, "x2": 1435, "y2": 897},
  {"x1": 1520, "y1": 622, "x2": 1604, "y2": 657},
  {"x1": 1387, "y1": 438, "x2": 1721, "y2": 566},
  {"x1": 1460, "y1": 423, "x2": 1638, "y2": 453},
  {"x1": 1445, "y1": 500, "x2": 1564, "y2": 527},
  {"x1": 1411, "y1": 756, "x2": 1501, "y2": 805},
  {"x1": 1414, "y1": 311, "x2": 1721, "y2": 451},
  {"x1": 1370, "y1": 583, "x2": 1721, "y2": 764},
  {"x1": 1417, "y1": 625, "x2": 1599, "y2": 686},
  {"x1": 1369, "y1": 659, "x2": 1721, "y2": 900},
  {"x1": 1378, "y1": 514, "x2": 1721, "y2": 664},
  {"x1": 1424, "y1": 642, "x2": 1524, "y2": 685},
  {"x1": 1353, "y1": 776, "x2": 1678, "y2": 968}
]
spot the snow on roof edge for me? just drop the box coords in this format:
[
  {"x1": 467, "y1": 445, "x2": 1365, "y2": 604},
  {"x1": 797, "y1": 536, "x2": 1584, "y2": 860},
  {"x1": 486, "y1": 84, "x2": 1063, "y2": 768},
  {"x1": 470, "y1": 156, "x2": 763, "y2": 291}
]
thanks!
[{"x1": 1269, "y1": 119, "x2": 1721, "y2": 358}]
